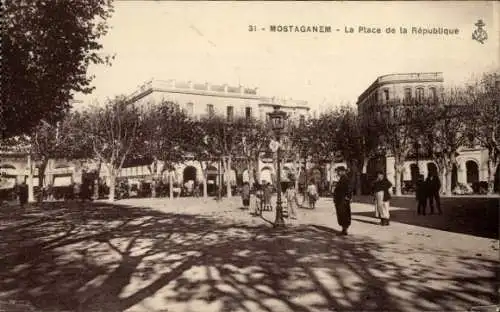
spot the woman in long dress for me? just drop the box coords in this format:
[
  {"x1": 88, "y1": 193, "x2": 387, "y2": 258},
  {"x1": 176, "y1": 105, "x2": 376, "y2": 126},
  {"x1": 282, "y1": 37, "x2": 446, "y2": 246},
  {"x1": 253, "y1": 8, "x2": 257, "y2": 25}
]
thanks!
[
  {"x1": 241, "y1": 182, "x2": 250, "y2": 209},
  {"x1": 285, "y1": 182, "x2": 298, "y2": 219},
  {"x1": 373, "y1": 171, "x2": 393, "y2": 226}
]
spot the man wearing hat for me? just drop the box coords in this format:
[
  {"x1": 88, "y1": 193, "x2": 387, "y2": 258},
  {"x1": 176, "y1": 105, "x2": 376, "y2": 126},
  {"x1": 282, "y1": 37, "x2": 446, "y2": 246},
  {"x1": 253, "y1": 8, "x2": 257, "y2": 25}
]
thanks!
[{"x1": 333, "y1": 166, "x2": 352, "y2": 235}]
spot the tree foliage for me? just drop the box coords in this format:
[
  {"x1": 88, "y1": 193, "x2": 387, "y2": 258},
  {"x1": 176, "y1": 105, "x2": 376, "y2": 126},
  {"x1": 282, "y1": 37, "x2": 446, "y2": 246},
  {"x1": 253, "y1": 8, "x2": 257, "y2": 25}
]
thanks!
[
  {"x1": 85, "y1": 96, "x2": 142, "y2": 201},
  {"x1": 138, "y1": 101, "x2": 195, "y2": 172},
  {"x1": 1, "y1": 0, "x2": 114, "y2": 139}
]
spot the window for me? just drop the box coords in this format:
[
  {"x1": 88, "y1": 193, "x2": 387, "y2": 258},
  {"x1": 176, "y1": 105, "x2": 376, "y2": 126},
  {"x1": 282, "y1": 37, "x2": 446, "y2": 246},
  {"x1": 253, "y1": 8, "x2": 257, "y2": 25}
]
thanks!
[
  {"x1": 226, "y1": 106, "x2": 234, "y2": 122},
  {"x1": 404, "y1": 88, "x2": 412, "y2": 101},
  {"x1": 383, "y1": 89, "x2": 390, "y2": 103},
  {"x1": 429, "y1": 87, "x2": 437, "y2": 102},
  {"x1": 207, "y1": 104, "x2": 214, "y2": 117},
  {"x1": 416, "y1": 87, "x2": 424, "y2": 102},
  {"x1": 299, "y1": 115, "x2": 305, "y2": 125},
  {"x1": 186, "y1": 102, "x2": 194, "y2": 115},
  {"x1": 245, "y1": 107, "x2": 252, "y2": 121}
]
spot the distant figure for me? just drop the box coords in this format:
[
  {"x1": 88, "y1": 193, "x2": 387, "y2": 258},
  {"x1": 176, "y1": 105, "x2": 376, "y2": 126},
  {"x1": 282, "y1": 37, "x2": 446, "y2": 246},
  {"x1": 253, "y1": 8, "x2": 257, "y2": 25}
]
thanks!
[
  {"x1": 306, "y1": 180, "x2": 318, "y2": 209},
  {"x1": 73, "y1": 182, "x2": 81, "y2": 201},
  {"x1": 333, "y1": 166, "x2": 352, "y2": 235},
  {"x1": 18, "y1": 181, "x2": 28, "y2": 208},
  {"x1": 415, "y1": 174, "x2": 427, "y2": 215},
  {"x1": 285, "y1": 182, "x2": 298, "y2": 220},
  {"x1": 252, "y1": 181, "x2": 263, "y2": 216},
  {"x1": 241, "y1": 182, "x2": 250, "y2": 209},
  {"x1": 373, "y1": 171, "x2": 392, "y2": 226},
  {"x1": 263, "y1": 182, "x2": 273, "y2": 211},
  {"x1": 426, "y1": 173, "x2": 442, "y2": 215}
]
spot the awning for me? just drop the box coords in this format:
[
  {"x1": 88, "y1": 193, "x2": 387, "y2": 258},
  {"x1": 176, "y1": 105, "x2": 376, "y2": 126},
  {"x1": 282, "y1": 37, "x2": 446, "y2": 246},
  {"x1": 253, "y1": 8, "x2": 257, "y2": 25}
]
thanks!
[
  {"x1": 0, "y1": 178, "x2": 16, "y2": 190},
  {"x1": 53, "y1": 176, "x2": 72, "y2": 187}
]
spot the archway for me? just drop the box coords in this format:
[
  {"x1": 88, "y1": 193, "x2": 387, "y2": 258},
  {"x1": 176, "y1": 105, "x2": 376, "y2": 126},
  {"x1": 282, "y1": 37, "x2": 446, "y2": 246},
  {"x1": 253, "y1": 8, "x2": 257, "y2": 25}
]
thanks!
[
  {"x1": 466, "y1": 160, "x2": 479, "y2": 184},
  {"x1": 242, "y1": 169, "x2": 250, "y2": 183},
  {"x1": 410, "y1": 164, "x2": 420, "y2": 183},
  {"x1": 310, "y1": 167, "x2": 322, "y2": 184},
  {"x1": 183, "y1": 166, "x2": 197, "y2": 184},
  {"x1": 260, "y1": 167, "x2": 272, "y2": 184},
  {"x1": 282, "y1": 166, "x2": 293, "y2": 182},
  {"x1": 206, "y1": 166, "x2": 218, "y2": 196},
  {"x1": 427, "y1": 162, "x2": 438, "y2": 177}
]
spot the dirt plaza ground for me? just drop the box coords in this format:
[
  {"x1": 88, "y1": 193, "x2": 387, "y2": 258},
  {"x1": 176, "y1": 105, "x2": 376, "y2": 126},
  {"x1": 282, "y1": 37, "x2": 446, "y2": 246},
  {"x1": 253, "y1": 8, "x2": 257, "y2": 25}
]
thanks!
[{"x1": 0, "y1": 196, "x2": 498, "y2": 312}]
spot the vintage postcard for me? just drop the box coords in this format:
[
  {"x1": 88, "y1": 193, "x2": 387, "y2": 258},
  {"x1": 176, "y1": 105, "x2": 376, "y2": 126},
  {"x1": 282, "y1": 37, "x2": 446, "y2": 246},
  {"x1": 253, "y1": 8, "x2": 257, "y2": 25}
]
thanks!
[{"x1": 1, "y1": 1, "x2": 499, "y2": 312}]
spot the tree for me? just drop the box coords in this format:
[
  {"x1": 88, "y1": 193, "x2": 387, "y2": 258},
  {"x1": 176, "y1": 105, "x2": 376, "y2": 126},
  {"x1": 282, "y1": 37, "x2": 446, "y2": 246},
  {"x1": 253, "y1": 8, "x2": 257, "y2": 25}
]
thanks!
[
  {"x1": 2, "y1": 0, "x2": 114, "y2": 139},
  {"x1": 371, "y1": 99, "x2": 423, "y2": 196},
  {"x1": 468, "y1": 72, "x2": 500, "y2": 194},
  {"x1": 85, "y1": 96, "x2": 142, "y2": 201},
  {"x1": 426, "y1": 90, "x2": 472, "y2": 195},
  {"x1": 138, "y1": 101, "x2": 195, "y2": 198},
  {"x1": 194, "y1": 116, "x2": 240, "y2": 198},
  {"x1": 333, "y1": 106, "x2": 367, "y2": 195},
  {"x1": 30, "y1": 113, "x2": 93, "y2": 190}
]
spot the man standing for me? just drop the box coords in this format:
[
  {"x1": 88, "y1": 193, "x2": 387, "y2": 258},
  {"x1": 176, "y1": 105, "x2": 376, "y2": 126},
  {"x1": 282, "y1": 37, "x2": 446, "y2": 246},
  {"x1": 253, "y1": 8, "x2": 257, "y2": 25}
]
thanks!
[
  {"x1": 333, "y1": 166, "x2": 352, "y2": 235},
  {"x1": 426, "y1": 172, "x2": 442, "y2": 215}
]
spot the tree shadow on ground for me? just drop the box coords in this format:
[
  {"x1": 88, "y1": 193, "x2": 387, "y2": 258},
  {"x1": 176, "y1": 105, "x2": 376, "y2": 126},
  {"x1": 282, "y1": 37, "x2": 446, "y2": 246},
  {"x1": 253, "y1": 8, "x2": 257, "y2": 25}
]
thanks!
[
  {"x1": 0, "y1": 201, "x2": 498, "y2": 312},
  {"x1": 352, "y1": 196, "x2": 499, "y2": 239}
]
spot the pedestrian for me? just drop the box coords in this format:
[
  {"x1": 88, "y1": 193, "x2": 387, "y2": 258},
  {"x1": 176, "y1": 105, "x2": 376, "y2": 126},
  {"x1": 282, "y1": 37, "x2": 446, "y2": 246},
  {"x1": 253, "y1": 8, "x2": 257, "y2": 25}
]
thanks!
[
  {"x1": 263, "y1": 182, "x2": 273, "y2": 211},
  {"x1": 333, "y1": 166, "x2": 352, "y2": 235},
  {"x1": 252, "y1": 181, "x2": 263, "y2": 216},
  {"x1": 18, "y1": 181, "x2": 28, "y2": 208},
  {"x1": 415, "y1": 174, "x2": 427, "y2": 215},
  {"x1": 285, "y1": 181, "x2": 298, "y2": 219},
  {"x1": 425, "y1": 172, "x2": 442, "y2": 215},
  {"x1": 241, "y1": 181, "x2": 250, "y2": 209},
  {"x1": 306, "y1": 180, "x2": 318, "y2": 209},
  {"x1": 372, "y1": 171, "x2": 392, "y2": 226}
]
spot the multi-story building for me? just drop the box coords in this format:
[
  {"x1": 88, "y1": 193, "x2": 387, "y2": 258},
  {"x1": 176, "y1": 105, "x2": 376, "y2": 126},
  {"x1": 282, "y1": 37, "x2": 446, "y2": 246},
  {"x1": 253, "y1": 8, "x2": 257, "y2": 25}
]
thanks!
[
  {"x1": 128, "y1": 79, "x2": 310, "y2": 124},
  {"x1": 0, "y1": 79, "x2": 311, "y2": 199},
  {"x1": 357, "y1": 72, "x2": 493, "y2": 193},
  {"x1": 105, "y1": 79, "x2": 311, "y2": 192}
]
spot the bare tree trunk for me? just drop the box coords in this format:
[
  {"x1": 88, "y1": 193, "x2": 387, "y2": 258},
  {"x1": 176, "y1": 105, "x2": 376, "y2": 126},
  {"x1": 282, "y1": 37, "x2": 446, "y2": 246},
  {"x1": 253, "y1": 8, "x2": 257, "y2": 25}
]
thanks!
[
  {"x1": 169, "y1": 171, "x2": 173, "y2": 199},
  {"x1": 440, "y1": 170, "x2": 447, "y2": 195},
  {"x1": 394, "y1": 161, "x2": 404, "y2": 196},
  {"x1": 392, "y1": 154, "x2": 404, "y2": 196},
  {"x1": 94, "y1": 161, "x2": 101, "y2": 200},
  {"x1": 444, "y1": 166, "x2": 453, "y2": 195},
  {"x1": 108, "y1": 167, "x2": 116, "y2": 202},
  {"x1": 38, "y1": 157, "x2": 48, "y2": 189},
  {"x1": 37, "y1": 157, "x2": 49, "y2": 203},
  {"x1": 487, "y1": 157, "x2": 499, "y2": 194},
  {"x1": 226, "y1": 156, "x2": 232, "y2": 198},
  {"x1": 198, "y1": 160, "x2": 208, "y2": 198}
]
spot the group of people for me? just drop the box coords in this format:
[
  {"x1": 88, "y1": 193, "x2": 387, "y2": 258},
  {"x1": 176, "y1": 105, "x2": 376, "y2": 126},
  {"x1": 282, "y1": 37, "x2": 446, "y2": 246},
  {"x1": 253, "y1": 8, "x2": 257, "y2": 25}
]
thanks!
[
  {"x1": 238, "y1": 166, "x2": 443, "y2": 236},
  {"x1": 415, "y1": 173, "x2": 442, "y2": 215}
]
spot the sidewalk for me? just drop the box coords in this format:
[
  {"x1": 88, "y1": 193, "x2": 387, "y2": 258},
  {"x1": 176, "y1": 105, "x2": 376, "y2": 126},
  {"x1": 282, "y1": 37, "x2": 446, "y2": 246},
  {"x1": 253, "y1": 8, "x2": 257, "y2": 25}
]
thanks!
[{"x1": 0, "y1": 198, "x2": 498, "y2": 312}]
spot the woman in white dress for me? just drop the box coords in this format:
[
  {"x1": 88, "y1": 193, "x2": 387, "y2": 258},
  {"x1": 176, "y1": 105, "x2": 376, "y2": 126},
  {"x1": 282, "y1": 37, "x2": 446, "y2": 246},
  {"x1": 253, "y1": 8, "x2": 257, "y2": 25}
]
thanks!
[{"x1": 372, "y1": 171, "x2": 393, "y2": 226}]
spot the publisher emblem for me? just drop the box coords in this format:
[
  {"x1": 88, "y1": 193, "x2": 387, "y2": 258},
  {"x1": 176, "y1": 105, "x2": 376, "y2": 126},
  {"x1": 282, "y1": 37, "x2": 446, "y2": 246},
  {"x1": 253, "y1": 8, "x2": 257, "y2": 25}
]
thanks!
[{"x1": 472, "y1": 19, "x2": 488, "y2": 44}]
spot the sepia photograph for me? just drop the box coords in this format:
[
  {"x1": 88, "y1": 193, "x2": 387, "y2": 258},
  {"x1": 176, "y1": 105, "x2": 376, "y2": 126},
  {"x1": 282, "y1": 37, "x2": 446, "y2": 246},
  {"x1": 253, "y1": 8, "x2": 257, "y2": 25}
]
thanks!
[{"x1": 1, "y1": 1, "x2": 499, "y2": 311}]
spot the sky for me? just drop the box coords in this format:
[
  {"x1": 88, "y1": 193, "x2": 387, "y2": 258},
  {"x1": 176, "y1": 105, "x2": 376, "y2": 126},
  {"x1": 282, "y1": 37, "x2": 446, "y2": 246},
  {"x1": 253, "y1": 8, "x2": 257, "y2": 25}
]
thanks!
[{"x1": 75, "y1": 1, "x2": 499, "y2": 113}]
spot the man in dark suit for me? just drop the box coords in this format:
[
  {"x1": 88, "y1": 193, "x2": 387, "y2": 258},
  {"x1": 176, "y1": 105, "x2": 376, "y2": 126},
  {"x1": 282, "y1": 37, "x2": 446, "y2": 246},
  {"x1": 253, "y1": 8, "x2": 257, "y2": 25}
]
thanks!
[
  {"x1": 333, "y1": 166, "x2": 352, "y2": 235},
  {"x1": 425, "y1": 173, "x2": 442, "y2": 215}
]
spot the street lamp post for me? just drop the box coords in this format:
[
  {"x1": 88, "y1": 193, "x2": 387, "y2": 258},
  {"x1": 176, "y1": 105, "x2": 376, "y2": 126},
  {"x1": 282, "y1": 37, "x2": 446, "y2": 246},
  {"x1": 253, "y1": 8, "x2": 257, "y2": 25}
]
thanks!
[{"x1": 268, "y1": 106, "x2": 287, "y2": 228}]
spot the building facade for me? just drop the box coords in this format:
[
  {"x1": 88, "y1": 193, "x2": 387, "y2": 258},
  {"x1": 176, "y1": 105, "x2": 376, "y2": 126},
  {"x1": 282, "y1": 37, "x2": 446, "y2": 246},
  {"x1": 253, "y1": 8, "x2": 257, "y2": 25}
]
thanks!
[
  {"x1": 112, "y1": 79, "x2": 312, "y2": 190},
  {"x1": 357, "y1": 72, "x2": 493, "y2": 193}
]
